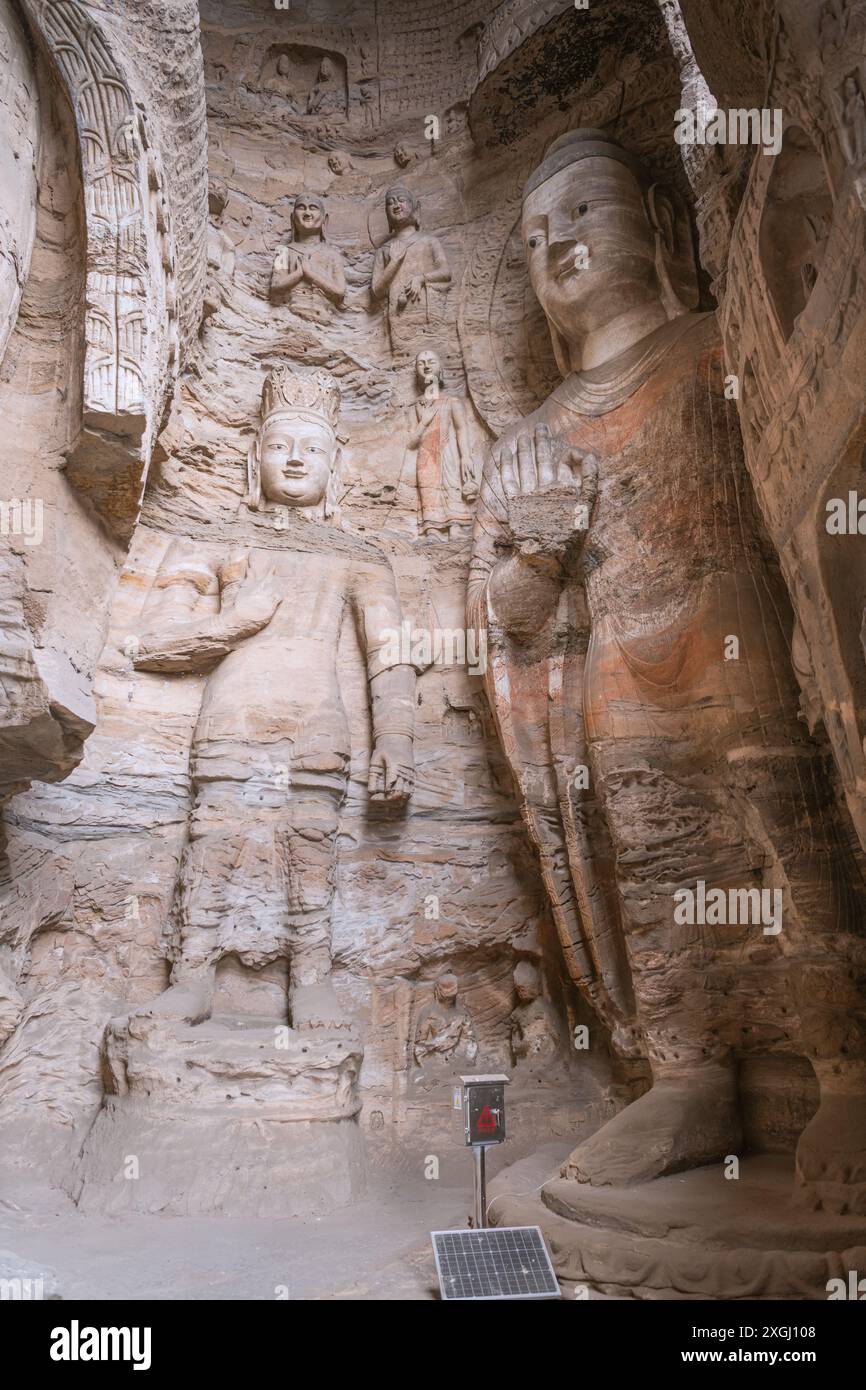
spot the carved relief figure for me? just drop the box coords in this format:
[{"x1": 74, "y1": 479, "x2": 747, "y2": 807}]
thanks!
[
  {"x1": 266, "y1": 54, "x2": 299, "y2": 112},
  {"x1": 358, "y1": 81, "x2": 376, "y2": 129},
  {"x1": 820, "y1": 0, "x2": 848, "y2": 58},
  {"x1": 371, "y1": 186, "x2": 451, "y2": 353},
  {"x1": 270, "y1": 192, "x2": 346, "y2": 326},
  {"x1": 306, "y1": 56, "x2": 337, "y2": 115},
  {"x1": 130, "y1": 366, "x2": 416, "y2": 1033},
  {"x1": 397, "y1": 349, "x2": 477, "y2": 539},
  {"x1": 413, "y1": 972, "x2": 478, "y2": 1067},
  {"x1": 840, "y1": 72, "x2": 866, "y2": 164},
  {"x1": 509, "y1": 961, "x2": 562, "y2": 1068},
  {"x1": 468, "y1": 129, "x2": 866, "y2": 1209},
  {"x1": 328, "y1": 150, "x2": 352, "y2": 176}
]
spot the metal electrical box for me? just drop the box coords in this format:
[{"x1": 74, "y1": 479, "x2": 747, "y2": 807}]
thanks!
[{"x1": 460, "y1": 1073, "x2": 509, "y2": 1146}]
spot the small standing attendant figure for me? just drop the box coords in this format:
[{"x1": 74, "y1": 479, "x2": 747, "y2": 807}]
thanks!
[
  {"x1": 270, "y1": 192, "x2": 346, "y2": 326},
  {"x1": 371, "y1": 186, "x2": 451, "y2": 353},
  {"x1": 398, "y1": 349, "x2": 477, "y2": 539}
]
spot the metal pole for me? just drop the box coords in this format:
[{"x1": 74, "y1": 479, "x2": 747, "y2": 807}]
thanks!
[{"x1": 473, "y1": 1144, "x2": 488, "y2": 1228}]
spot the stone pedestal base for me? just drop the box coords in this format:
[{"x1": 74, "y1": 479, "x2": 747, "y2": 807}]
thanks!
[
  {"x1": 490, "y1": 1154, "x2": 866, "y2": 1299},
  {"x1": 71, "y1": 1012, "x2": 366, "y2": 1217}
]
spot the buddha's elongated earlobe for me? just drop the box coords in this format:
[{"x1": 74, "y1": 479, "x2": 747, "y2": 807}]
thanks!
[
  {"x1": 548, "y1": 319, "x2": 574, "y2": 377},
  {"x1": 646, "y1": 183, "x2": 700, "y2": 319}
]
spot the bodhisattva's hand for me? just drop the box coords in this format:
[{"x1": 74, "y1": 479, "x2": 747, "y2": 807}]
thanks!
[
  {"x1": 403, "y1": 275, "x2": 425, "y2": 303},
  {"x1": 418, "y1": 399, "x2": 438, "y2": 427},
  {"x1": 460, "y1": 451, "x2": 478, "y2": 503},
  {"x1": 496, "y1": 424, "x2": 598, "y2": 563},
  {"x1": 369, "y1": 734, "x2": 414, "y2": 803},
  {"x1": 273, "y1": 247, "x2": 302, "y2": 283},
  {"x1": 224, "y1": 561, "x2": 284, "y2": 631}
]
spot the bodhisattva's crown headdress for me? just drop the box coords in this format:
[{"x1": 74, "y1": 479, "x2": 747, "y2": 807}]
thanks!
[
  {"x1": 245, "y1": 364, "x2": 342, "y2": 515},
  {"x1": 260, "y1": 363, "x2": 341, "y2": 430}
]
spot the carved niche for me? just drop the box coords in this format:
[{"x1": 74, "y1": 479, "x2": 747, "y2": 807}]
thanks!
[
  {"x1": 261, "y1": 44, "x2": 348, "y2": 120},
  {"x1": 23, "y1": 0, "x2": 182, "y2": 540},
  {"x1": 758, "y1": 125, "x2": 834, "y2": 342}
]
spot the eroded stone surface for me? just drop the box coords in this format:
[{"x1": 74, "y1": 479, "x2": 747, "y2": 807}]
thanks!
[{"x1": 2, "y1": 0, "x2": 866, "y2": 1289}]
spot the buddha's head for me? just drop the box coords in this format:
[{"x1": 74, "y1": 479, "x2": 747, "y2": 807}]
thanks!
[
  {"x1": 246, "y1": 365, "x2": 341, "y2": 517},
  {"x1": 415, "y1": 348, "x2": 443, "y2": 390},
  {"x1": 385, "y1": 184, "x2": 419, "y2": 233},
  {"x1": 291, "y1": 191, "x2": 326, "y2": 241},
  {"x1": 522, "y1": 129, "x2": 699, "y2": 373},
  {"x1": 513, "y1": 960, "x2": 541, "y2": 1006},
  {"x1": 434, "y1": 972, "x2": 459, "y2": 1006}
]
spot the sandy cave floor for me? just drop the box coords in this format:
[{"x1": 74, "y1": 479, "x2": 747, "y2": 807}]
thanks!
[{"x1": 0, "y1": 1144, "x2": 573, "y2": 1301}]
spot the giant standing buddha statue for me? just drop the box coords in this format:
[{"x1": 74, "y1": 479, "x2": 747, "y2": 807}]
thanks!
[{"x1": 469, "y1": 129, "x2": 866, "y2": 1218}]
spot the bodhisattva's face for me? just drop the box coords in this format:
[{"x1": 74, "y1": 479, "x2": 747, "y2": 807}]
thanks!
[
  {"x1": 259, "y1": 418, "x2": 334, "y2": 508},
  {"x1": 292, "y1": 198, "x2": 324, "y2": 238},
  {"x1": 522, "y1": 156, "x2": 659, "y2": 342},
  {"x1": 386, "y1": 191, "x2": 414, "y2": 230},
  {"x1": 415, "y1": 351, "x2": 440, "y2": 388}
]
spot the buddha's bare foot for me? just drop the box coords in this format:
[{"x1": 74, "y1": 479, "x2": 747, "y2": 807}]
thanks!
[
  {"x1": 796, "y1": 1082, "x2": 866, "y2": 1216},
  {"x1": 562, "y1": 1066, "x2": 741, "y2": 1186},
  {"x1": 130, "y1": 979, "x2": 213, "y2": 1028},
  {"x1": 290, "y1": 982, "x2": 353, "y2": 1035}
]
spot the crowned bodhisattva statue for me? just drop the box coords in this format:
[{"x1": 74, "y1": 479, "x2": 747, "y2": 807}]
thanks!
[{"x1": 130, "y1": 365, "x2": 416, "y2": 1034}]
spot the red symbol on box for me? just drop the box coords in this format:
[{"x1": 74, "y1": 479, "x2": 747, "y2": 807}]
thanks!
[{"x1": 477, "y1": 1104, "x2": 497, "y2": 1134}]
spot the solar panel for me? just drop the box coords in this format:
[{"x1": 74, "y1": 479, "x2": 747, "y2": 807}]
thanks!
[{"x1": 431, "y1": 1226, "x2": 561, "y2": 1301}]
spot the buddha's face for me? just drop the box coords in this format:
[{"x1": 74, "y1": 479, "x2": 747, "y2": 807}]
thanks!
[
  {"x1": 514, "y1": 966, "x2": 540, "y2": 1004},
  {"x1": 522, "y1": 156, "x2": 658, "y2": 340},
  {"x1": 435, "y1": 975, "x2": 458, "y2": 1006},
  {"x1": 292, "y1": 196, "x2": 324, "y2": 238},
  {"x1": 259, "y1": 417, "x2": 334, "y2": 508},
  {"x1": 386, "y1": 189, "x2": 415, "y2": 230},
  {"x1": 415, "y1": 351, "x2": 440, "y2": 388}
]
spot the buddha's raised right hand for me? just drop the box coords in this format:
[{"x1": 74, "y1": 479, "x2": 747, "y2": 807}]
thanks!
[
  {"x1": 486, "y1": 425, "x2": 597, "y2": 643},
  {"x1": 495, "y1": 423, "x2": 598, "y2": 564}
]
